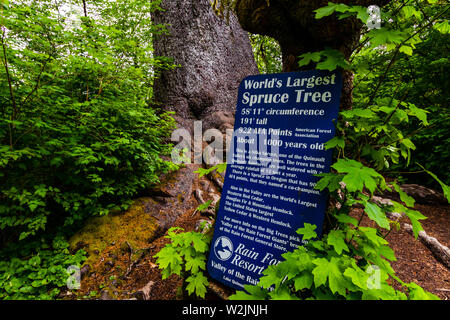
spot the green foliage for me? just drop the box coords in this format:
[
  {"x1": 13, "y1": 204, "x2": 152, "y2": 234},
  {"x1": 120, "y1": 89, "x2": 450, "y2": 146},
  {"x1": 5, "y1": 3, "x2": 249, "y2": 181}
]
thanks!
[
  {"x1": 349, "y1": 1, "x2": 450, "y2": 187},
  {"x1": 296, "y1": 223, "x2": 317, "y2": 241},
  {"x1": 194, "y1": 162, "x2": 227, "y2": 178},
  {"x1": 229, "y1": 0, "x2": 448, "y2": 301},
  {"x1": 301, "y1": 1, "x2": 449, "y2": 189},
  {"x1": 249, "y1": 34, "x2": 282, "y2": 74},
  {"x1": 0, "y1": 0, "x2": 176, "y2": 299},
  {"x1": 196, "y1": 200, "x2": 213, "y2": 213},
  {"x1": 0, "y1": 0, "x2": 176, "y2": 241},
  {"x1": 383, "y1": 29, "x2": 450, "y2": 187},
  {"x1": 154, "y1": 227, "x2": 211, "y2": 298},
  {"x1": 230, "y1": 163, "x2": 438, "y2": 299},
  {"x1": 0, "y1": 0, "x2": 177, "y2": 237},
  {"x1": 299, "y1": 49, "x2": 351, "y2": 71},
  {"x1": 0, "y1": 235, "x2": 86, "y2": 300}
]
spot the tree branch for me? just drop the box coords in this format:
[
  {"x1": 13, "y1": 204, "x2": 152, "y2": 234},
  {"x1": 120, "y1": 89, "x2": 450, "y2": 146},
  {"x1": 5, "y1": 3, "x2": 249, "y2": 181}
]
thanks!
[
  {"x1": 82, "y1": 0, "x2": 88, "y2": 18},
  {"x1": 1, "y1": 24, "x2": 18, "y2": 149}
]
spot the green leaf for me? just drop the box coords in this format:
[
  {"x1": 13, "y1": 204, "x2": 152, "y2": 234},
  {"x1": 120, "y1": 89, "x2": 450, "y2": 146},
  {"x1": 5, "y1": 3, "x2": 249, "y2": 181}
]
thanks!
[
  {"x1": 368, "y1": 28, "x2": 407, "y2": 47},
  {"x1": 400, "y1": 138, "x2": 416, "y2": 150},
  {"x1": 407, "y1": 104, "x2": 429, "y2": 125},
  {"x1": 343, "y1": 266, "x2": 368, "y2": 290},
  {"x1": 433, "y1": 20, "x2": 450, "y2": 34},
  {"x1": 392, "y1": 183, "x2": 415, "y2": 207},
  {"x1": 332, "y1": 159, "x2": 384, "y2": 194},
  {"x1": 296, "y1": 223, "x2": 317, "y2": 241},
  {"x1": 28, "y1": 255, "x2": 41, "y2": 267},
  {"x1": 154, "y1": 246, "x2": 182, "y2": 278},
  {"x1": 404, "y1": 207, "x2": 427, "y2": 239},
  {"x1": 401, "y1": 6, "x2": 421, "y2": 19},
  {"x1": 378, "y1": 245, "x2": 396, "y2": 261},
  {"x1": 190, "y1": 233, "x2": 209, "y2": 253},
  {"x1": 324, "y1": 137, "x2": 345, "y2": 150},
  {"x1": 407, "y1": 283, "x2": 440, "y2": 300},
  {"x1": 335, "y1": 214, "x2": 358, "y2": 227},
  {"x1": 293, "y1": 272, "x2": 314, "y2": 291},
  {"x1": 185, "y1": 255, "x2": 206, "y2": 274},
  {"x1": 417, "y1": 164, "x2": 449, "y2": 203},
  {"x1": 229, "y1": 285, "x2": 269, "y2": 300},
  {"x1": 314, "y1": 173, "x2": 342, "y2": 192},
  {"x1": 327, "y1": 230, "x2": 349, "y2": 254},
  {"x1": 352, "y1": 109, "x2": 376, "y2": 118},
  {"x1": 316, "y1": 48, "x2": 350, "y2": 71},
  {"x1": 314, "y1": 3, "x2": 339, "y2": 19},
  {"x1": 349, "y1": 5, "x2": 369, "y2": 23},
  {"x1": 312, "y1": 257, "x2": 348, "y2": 296},
  {"x1": 314, "y1": 2, "x2": 349, "y2": 19},
  {"x1": 196, "y1": 200, "x2": 212, "y2": 213},
  {"x1": 399, "y1": 45, "x2": 413, "y2": 56},
  {"x1": 364, "y1": 202, "x2": 390, "y2": 230},
  {"x1": 269, "y1": 287, "x2": 300, "y2": 300},
  {"x1": 185, "y1": 273, "x2": 208, "y2": 298},
  {"x1": 258, "y1": 265, "x2": 284, "y2": 289},
  {"x1": 359, "y1": 227, "x2": 388, "y2": 247},
  {"x1": 298, "y1": 52, "x2": 322, "y2": 67}
]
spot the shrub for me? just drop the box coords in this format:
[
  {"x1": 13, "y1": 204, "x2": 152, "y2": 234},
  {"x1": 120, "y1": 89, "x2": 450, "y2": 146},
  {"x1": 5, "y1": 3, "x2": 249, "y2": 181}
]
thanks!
[{"x1": 0, "y1": 0, "x2": 176, "y2": 299}]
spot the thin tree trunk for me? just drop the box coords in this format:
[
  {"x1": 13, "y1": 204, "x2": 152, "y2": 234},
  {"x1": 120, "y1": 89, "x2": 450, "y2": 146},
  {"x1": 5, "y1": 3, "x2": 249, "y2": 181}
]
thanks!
[{"x1": 82, "y1": 0, "x2": 88, "y2": 18}]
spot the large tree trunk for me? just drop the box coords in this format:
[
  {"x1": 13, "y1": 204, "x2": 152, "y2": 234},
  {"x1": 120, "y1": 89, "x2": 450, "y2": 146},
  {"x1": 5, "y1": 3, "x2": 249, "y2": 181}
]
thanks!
[
  {"x1": 152, "y1": 0, "x2": 258, "y2": 132},
  {"x1": 234, "y1": 0, "x2": 390, "y2": 109}
]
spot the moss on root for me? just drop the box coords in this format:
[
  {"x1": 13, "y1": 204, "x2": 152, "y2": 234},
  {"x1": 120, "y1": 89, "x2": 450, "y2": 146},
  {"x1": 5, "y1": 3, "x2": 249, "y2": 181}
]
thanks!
[{"x1": 69, "y1": 197, "x2": 160, "y2": 268}]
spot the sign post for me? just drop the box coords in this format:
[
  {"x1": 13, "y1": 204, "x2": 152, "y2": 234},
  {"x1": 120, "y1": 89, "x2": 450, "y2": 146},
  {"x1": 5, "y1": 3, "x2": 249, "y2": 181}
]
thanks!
[{"x1": 207, "y1": 70, "x2": 343, "y2": 291}]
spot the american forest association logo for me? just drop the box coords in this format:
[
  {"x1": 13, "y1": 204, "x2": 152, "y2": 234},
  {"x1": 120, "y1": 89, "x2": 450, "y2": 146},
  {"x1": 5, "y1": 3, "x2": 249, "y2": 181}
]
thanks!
[{"x1": 214, "y1": 236, "x2": 233, "y2": 261}]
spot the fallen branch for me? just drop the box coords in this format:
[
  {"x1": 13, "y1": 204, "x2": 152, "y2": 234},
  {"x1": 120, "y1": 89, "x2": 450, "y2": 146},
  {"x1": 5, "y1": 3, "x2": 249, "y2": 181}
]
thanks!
[
  {"x1": 208, "y1": 281, "x2": 230, "y2": 300},
  {"x1": 403, "y1": 223, "x2": 450, "y2": 269},
  {"x1": 370, "y1": 196, "x2": 449, "y2": 269}
]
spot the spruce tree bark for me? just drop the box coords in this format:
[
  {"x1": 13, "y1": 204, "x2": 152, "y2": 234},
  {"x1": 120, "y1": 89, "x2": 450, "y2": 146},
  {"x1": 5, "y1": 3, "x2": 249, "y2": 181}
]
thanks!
[{"x1": 152, "y1": 0, "x2": 258, "y2": 132}]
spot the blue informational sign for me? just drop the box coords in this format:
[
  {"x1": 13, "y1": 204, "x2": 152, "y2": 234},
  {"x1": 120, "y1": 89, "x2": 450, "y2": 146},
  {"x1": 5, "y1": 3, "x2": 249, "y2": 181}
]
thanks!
[{"x1": 207, "y1": 70, "x2": 343, "y2": 291}]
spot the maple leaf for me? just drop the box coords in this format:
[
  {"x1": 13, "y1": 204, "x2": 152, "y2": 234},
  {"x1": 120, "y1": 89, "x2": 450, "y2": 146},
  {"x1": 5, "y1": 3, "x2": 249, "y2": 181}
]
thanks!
[
  {"x1": 185, "y1": 273, "x2": 208, "y2": 298},
  {"x1": 312, "y1": 257, "x2": 348, "y2": 296},
  {"x1": 259, "y1": 265, "x2": 283, "y2": 289},
  {"x1": 154, "y1": 246, "x2": 182, "y2": 279},
  {"x1": 298, "y1": 52, "x2": 322, "y2": 67},
  {"x1": 393, "y1": 202, "x2": 427, "y2": 239},
  {"x1": 368, "y1": 28, "x2": 407, "y2": 47},
  {"x1": 190, "y1": 233, "x2": 209, "y2": 253},
  {"x1": 316, "y1": 48, "x2": 350, "y2": 71},
  {"x1": 314, "y1": 173, "x2": 342, "y2": 192},
  {"x1": 229, "y1": 285, "x2": 268, "y2": 300},
  {"x1": 296, "y1": 223, "x2": 317, "y2": 241},
  {"x1": 332, "y1": 159, "x2": 384, "y2": 194},
  {"x1": 293, "y1": 272, "x2": 314, "y2": 291},
  {"x1": 327, "y1": 230, "x2": 350, "y2": 254},
  {"x1": 364, "y1": 201, "x2": 390, "y2": 230},
  {"x1": 343, "y1": 266, "x2": 369, "y2": 290},
  {"x1": 185, "y1": 254, "x2": 206, "y2": 274},
  {"x1": 314, "y1": 2, "x2": 349, "y2": 19},
  {"x1": 269, "y1": 287, "x2": 300, "y2": 300}
]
